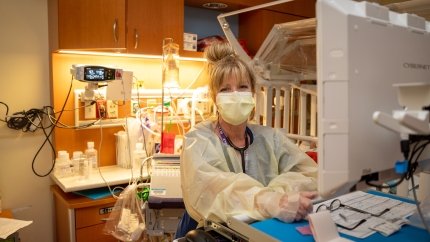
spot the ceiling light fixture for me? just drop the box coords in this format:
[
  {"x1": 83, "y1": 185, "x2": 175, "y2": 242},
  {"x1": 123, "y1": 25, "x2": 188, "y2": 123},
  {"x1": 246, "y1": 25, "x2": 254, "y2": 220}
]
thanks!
[{"x1": 202, "y1": 2, "x2": 228, "y2": 9}]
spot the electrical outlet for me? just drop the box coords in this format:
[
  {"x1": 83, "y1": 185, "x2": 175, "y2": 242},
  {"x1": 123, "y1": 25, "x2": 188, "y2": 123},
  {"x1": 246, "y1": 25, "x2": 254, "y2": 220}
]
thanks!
[
  {"x1": 96, "y1": 100, "x2": 107, "y2": 119},
  {"x1": 84, "y1": 101, "x2": 97, "y2": 119},
  {"x1": 106, "y1": 100, "x2": 118, "y2": 118},
  {"x1": 131, "y1": 100, "x2": 139, "y2": 115}
]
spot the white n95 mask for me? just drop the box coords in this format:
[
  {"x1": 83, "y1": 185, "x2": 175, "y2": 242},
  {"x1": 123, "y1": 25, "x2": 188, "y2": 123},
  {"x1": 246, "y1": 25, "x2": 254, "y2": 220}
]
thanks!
[{"x1": 216, "y1": 91, "x2": 255, "y2": 125}]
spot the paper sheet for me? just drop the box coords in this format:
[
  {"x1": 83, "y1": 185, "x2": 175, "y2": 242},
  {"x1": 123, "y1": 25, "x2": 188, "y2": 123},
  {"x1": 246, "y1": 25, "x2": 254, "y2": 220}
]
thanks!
[
  {"x1": 0, "y1": 217, "x2": 33, "y2": 239},
  {"x1": 308, "y1": 211, "x2": 353, "y2": 242},
  {"x1": 313, "y1": 191, "x2": 417, "y2": 239}
]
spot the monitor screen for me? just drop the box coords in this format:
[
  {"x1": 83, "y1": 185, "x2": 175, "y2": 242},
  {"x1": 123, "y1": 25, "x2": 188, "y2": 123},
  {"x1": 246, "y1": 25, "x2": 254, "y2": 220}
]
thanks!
[{"x1": 317, "y1": 0, "x2": 430, "y2": 197}]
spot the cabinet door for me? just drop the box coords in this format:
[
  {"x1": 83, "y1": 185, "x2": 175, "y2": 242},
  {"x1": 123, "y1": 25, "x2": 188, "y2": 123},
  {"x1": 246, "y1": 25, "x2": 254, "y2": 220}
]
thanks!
[
  {"x1": 75, "y1": 202, "x2": 115, "y2": 229},
  {"x1": 75, "y1": 202, "x2": 116, "y2": 242},
  {"x1": 76, "y1": 223, "x2": 117, "y2": 242},
  {"x1": 58, "y1": 0, "x2": 126, "y2": 49},
  {"x1": 127, "y1": 0, "x2": 184, "y2": 55}
]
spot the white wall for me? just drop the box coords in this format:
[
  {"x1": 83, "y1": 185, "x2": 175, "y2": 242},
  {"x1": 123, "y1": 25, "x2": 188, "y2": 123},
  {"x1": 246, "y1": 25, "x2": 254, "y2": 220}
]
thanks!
[{"x1": 0, "y1": 1, "x2": 54, "y2": 242}]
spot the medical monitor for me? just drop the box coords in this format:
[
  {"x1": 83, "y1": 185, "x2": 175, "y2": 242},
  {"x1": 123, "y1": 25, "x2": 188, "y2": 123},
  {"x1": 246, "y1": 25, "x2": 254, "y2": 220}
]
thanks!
[{"x1": 317, "y1": 0, "x2": 430, "y2": 197}]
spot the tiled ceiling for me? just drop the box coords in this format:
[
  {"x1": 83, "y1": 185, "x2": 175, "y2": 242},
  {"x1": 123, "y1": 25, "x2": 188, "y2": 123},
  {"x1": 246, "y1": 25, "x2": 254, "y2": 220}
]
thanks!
[
  {"x1": 371, "y1": 0, "x2": 430, "y2": 20},
  {"x1": 185, "y1": 0, "x2": 430, "y2": 21}
]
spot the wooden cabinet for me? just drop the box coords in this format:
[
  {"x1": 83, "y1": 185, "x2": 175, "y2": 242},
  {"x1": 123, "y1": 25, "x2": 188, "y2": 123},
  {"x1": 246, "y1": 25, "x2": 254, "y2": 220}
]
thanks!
[
  {"x1": 126, "y1": 0, "x2": 184, "y2": 55},
  {"x1": 51, "y1": 185, "x2": 117, "y2": 242},
  {"x1": 54, "y1": 0, "x2": 185, "y2": 55},
  {"x1": 57, "y1": 0, "x2": 126, "y2": 49},
  {"x1": 75, "y1": 204, "x2": 118, "y2": 242},
  {"x1": 53, "y1": 0, "x2": 315, "y2": 56}
]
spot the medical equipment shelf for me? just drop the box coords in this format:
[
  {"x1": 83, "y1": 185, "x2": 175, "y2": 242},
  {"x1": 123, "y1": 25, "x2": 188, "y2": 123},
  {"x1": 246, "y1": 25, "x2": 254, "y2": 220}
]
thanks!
[{"x1": 51, "y1": 165, "x2": 149, "y2": 193}]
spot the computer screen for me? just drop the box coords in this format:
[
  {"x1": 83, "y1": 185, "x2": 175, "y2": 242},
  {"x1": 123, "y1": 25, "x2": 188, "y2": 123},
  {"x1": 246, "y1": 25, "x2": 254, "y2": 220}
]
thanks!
[{"x1": 317, "y1": 0, "x2": 430, "y2": 197}]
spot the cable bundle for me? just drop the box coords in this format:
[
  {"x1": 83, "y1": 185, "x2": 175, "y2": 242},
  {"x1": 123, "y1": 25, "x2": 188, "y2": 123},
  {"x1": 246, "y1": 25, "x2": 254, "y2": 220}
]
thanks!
[{"x1": 6, "y1": 108, "x2": 46, "y2": 132}]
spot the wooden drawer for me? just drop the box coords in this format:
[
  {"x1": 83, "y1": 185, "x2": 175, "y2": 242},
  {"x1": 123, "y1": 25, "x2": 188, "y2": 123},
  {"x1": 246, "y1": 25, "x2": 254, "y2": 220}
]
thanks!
[
  {"x1": 76, "y1": 223, "x2": 117, "y2": 242},
  {"x1": 75, "y1": 202, "x2": 115, "y2": 229}
]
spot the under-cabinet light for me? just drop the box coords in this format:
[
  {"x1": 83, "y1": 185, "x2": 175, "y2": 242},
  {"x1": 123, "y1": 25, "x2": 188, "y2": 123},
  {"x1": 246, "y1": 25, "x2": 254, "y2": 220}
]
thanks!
[{"x1": 56, "y1": 49, "x2": 207, "y2": 62}]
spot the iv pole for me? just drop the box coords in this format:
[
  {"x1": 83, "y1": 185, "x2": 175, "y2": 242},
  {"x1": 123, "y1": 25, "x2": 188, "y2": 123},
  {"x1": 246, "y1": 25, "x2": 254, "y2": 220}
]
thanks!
[{"x1": 160, "y1": 38, "x2": 180, "y2": 154}]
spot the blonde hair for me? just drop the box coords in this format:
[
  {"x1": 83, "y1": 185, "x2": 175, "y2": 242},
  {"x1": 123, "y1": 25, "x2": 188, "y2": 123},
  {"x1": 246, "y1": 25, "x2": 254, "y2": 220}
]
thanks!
[{"x1": 204, "y1": 42, "x2": 256, "y2": 102}]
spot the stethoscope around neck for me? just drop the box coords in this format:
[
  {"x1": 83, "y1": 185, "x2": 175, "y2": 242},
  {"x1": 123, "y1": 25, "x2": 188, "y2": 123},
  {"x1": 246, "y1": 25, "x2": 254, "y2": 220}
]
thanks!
[{"x1": 217, "y1": 122, "x2": 254, "y2": 173}]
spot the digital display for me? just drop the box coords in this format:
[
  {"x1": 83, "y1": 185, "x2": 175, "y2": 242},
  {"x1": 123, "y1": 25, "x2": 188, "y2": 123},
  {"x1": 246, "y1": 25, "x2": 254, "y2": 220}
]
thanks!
[
  {"x1": 84, "y1": 66, "x2": 116, "y2": 81},
  {"x1": 85, "y1": 67, "x2": 105, "y2": 80}
]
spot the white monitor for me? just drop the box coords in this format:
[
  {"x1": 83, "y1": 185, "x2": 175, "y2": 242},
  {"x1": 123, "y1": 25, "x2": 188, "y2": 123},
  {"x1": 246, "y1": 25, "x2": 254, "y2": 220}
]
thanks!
[{"x1": 317, "y1": 0, "x2": 430, "y2": 197}]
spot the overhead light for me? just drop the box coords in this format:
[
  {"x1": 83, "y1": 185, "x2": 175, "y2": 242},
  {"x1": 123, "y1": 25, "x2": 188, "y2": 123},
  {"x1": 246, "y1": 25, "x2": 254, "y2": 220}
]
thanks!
[{"x1": 202, "y1": 2, "x2": 228, "y2": 9}]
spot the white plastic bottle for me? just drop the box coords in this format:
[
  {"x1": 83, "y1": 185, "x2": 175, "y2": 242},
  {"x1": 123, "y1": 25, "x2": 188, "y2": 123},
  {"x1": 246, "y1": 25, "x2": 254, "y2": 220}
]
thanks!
[
  {"x1": 85, "y1": 141, "x2": 98, "y2": 169},
  {"x1": 133, "y1": 143, "x2": 147, "y2": 171},
  {"x1": 71, "y1": 151, "x2": 83, "y2": 177},
  {"x1": 54, "y1": 150, "x2": 71, "y2": 178},
  {"x1": 75, "y1": 153, "x2": 90, "y2": 179}
]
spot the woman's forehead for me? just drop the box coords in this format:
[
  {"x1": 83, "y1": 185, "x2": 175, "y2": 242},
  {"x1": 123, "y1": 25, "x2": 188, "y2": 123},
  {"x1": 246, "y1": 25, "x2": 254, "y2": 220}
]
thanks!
[{"x1": 221, "y1": 72, "x2": 250, "y2": 86}]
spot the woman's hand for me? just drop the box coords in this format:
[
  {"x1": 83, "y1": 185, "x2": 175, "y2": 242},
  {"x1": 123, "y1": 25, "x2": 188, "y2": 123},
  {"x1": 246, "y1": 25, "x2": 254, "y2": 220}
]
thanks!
[
  {"x1": 255, "y1": 190, "x2": 318, "y2": 223},
  {"x1": 278, "y1": 191, "x2": 318, "y2": 222}
]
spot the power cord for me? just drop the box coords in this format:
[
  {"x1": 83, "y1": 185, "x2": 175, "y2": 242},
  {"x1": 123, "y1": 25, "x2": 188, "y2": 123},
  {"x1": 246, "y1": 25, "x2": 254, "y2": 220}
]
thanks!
[
  {"x1": 365, "y1": 135, "x2": 430, "y2": 234},
  {"x1": 2, "y1": 76, "x2": 73, "y2": 177},
  {"x1": 365, "y1": 137, "x2": 426, "y2": 189},
  {"x1": 0, "y1": 101, "x2": 9, "y2": 123},
  {"x1": 6, "y1": 108, "x2": 46, "y2": 132},
  {"x1": 1, "y1": 102, "x2": 45, "y2": 132},
  {"x1": 30, "y1": 77, "x2": 75, "y2": 177}
]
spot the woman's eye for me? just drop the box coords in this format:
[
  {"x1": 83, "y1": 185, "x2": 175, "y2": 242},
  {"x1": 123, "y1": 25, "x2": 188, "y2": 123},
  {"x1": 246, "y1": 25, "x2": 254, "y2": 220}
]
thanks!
[{"x1": 219, "y1": 87, "x2": 230, "y2": 92}]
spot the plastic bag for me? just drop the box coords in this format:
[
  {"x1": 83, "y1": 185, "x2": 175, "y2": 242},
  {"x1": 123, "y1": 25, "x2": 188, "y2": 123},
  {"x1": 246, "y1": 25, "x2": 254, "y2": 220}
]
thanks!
[{"x1": 104, "y1": 183, "x2": 146, "y2": 241}]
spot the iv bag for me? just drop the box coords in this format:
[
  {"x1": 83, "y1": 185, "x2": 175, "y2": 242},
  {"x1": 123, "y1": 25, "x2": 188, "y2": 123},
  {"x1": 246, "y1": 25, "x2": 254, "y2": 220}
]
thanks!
[{"x1": 162, "y1": 38, "x2": 180, "y2": 89}]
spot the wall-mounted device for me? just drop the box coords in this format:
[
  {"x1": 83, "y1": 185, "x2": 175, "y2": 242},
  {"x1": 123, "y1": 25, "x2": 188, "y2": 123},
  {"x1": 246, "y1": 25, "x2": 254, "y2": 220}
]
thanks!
[
  {"x1": 71, "y1": 65, "x2": 123, "y2": 82},
  {"x1": 70, "y1": 64, "x2": 127, "y2": 102}
]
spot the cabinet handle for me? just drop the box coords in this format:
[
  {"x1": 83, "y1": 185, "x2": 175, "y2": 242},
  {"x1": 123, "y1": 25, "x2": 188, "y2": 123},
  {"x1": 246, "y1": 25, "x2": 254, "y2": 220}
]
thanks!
[
  {"x1": 134, "y1": 28, "x2": 139, "y2": 49},
  {"x1": 100, "y1": 218, "x2": 109, "y2": 222},
  {"x1": 113, "y1": 18, "x2": 119, "y2": 44}
]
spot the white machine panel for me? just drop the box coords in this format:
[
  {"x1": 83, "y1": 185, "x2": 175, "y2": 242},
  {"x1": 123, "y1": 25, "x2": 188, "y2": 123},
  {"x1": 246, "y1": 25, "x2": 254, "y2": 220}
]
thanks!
[{"x1": 317, "y1": 0, "x2": 430, "y2": 197}]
